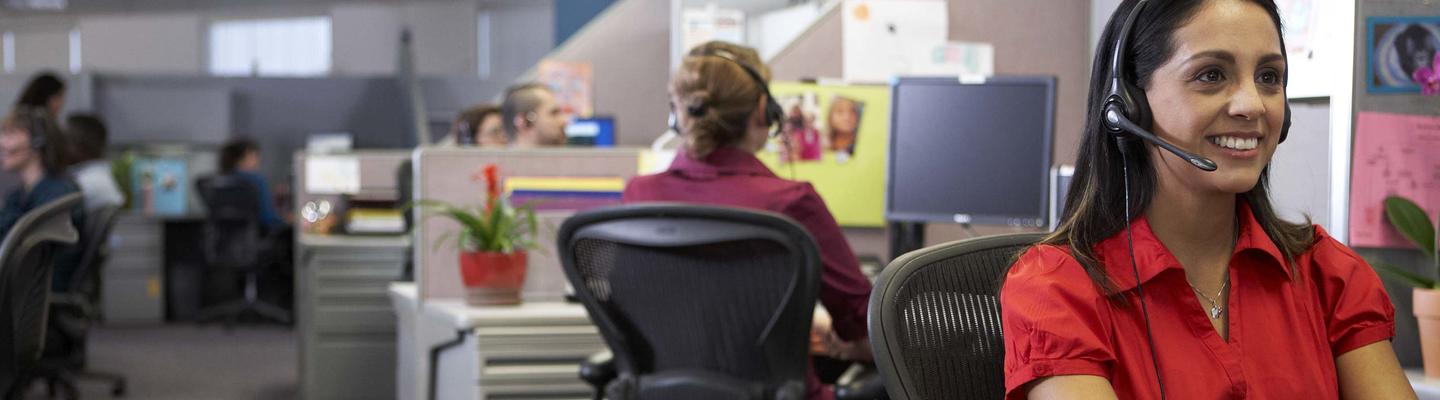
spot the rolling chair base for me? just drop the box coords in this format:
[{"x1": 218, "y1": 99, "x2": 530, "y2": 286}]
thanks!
[{"x1": 195, "y1": 299, "x2": 291, "y2": 326}]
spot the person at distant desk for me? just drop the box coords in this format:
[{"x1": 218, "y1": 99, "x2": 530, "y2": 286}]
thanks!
[
  {"x1": 219, "y1": 138, "x2": 285, "y2": 233},
  {"x1": 446, "y1": 104, "x2": 506, "y2": 148},
  {"x1": 621, "y1": 44, "x2": 872, "y2": 400},
  {"x1": 500, "y1": 83, "x2": 568, "y2": 147},
  {"x1": 66, "y1": 114, "x2": 125, "y2": 211},
  {"x1": 16, "y1": 72, "x2": 65, "y2": 116},
  {"x1": 0, "y1": 106, "x2": 81, "y2": 289}
]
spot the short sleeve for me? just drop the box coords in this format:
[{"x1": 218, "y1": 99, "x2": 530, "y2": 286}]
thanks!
[
  {"x1": 1001, "y1": 246, "x2": 1115, "y2": 399},
  {"x1": 1306, "y1": 230, "x2": 1396, "y2": 356}
]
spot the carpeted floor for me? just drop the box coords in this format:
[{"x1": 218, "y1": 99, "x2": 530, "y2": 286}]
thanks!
[{"x1": 20, "y1": 324, "x2": 298, "y2": 400}]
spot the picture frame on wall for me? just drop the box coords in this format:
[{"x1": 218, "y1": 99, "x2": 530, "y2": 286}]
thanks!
[{"x1": 1366, "y1": 16, "x2": 1440, "y2": 94}]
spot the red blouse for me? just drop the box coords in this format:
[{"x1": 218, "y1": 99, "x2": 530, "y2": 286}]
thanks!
[
  {"x1": 622, "y1": 147, "x2": 873, "y2": 400},
  {"x1": 1001, "y1": 202, "x2": 1395, "y2": 399}
]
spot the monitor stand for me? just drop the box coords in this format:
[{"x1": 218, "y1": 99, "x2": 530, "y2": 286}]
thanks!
[{"x1": 888, "y1": 221, "x2": 926, "y2": 260}]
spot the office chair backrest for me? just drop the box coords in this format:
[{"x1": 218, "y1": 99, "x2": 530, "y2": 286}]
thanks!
[
  {"x1": 0, "y1": 193, "x2": 81, "y2": 390},
  {"x1": 66, "y1": 204, "x2": 121, "y2": 295},
  {"x1": 869, "y1": 233, "x2": 1045, "y2": 400},
  {"x1": 559, "y1": 204, "x2": 821, "y2": 400},
  {"x1": 195, "y1": 175, "x2": 262, "y2": 270}
]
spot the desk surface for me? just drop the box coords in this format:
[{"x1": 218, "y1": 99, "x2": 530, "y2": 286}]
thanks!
[
  {"x1": 1410, "y1": 370, "x2": 1440, "y2": 400},
  {"x1": 422, "y1": 299, "x2": 591, "y2": 329},
  {"x1": 300, "y1": 233, "x2": 411, "y2": 248}
]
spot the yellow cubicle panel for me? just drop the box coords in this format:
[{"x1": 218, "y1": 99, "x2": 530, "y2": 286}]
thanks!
[{"x1": 757, "y1": 82, "x2": 890, "y2": 228}]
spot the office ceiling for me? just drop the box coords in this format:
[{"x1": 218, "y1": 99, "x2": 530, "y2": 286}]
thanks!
[
  {"x1": 2, "y1": 0, "x2": 473, "y2": 16},
  {"x1": 2, "y1": 0, "x2": 821, "y2": 17}
]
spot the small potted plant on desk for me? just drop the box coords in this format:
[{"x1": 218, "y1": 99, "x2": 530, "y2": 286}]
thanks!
[
  {"x1": 418, "y1": 164, "x2": 539, "y2": 305},
  {"x1": 1371, "y1": 196, "x2": 1440, "y2": 378}
]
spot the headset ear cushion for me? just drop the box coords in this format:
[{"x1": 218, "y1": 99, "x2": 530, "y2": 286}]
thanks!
[
  {"x1": 765, "y1": 99, "x2": 784, "y2": 136},
  {"x1": 1125, "y1": 81, "x2": 1154, "y2": 131},
  {"x1": 1279, "y1": 103, "x2": 1291, "y2": 143}
]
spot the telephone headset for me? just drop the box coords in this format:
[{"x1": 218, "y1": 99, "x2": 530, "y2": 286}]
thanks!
[
  {"x1": 1102, "y1": 1, "x2": 1291, "y2": 398},
  {"x1": 671, "y1": 50, "x2": 796, "y2": 179}
]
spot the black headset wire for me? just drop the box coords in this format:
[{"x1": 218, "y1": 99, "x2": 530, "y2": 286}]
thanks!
[{"x1": 1118, "y1": 136, "x2": 1166, "y2": 400}]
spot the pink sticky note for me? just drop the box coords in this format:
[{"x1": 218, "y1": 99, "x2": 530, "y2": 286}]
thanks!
[{"x1": 1349, "y1": 112, "x2": 1440, "y2": 249}]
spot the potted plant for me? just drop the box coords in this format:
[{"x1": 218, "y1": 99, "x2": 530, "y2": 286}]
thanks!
[
  {"x1": 419, "y1": 164, "x2": 539, "y2": 305},
  {"x1": 1371, "y1": 196, "x2": 1439, "y2": 378}
]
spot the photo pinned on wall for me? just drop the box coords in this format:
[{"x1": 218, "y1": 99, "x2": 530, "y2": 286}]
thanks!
[
  {"x1": 1366, "y1": 16, "x2": 1440, "y2": 95},
  {"x1": 772, "y1": 92, "x2": 823, "y2": 164},
  {"x1": 824, "y1": 95, "x2": 865, "y2": 164}
]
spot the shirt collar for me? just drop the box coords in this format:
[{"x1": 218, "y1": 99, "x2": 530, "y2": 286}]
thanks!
[
  {"x1": 667, "y1": 147, "x2": 776, "y2": 179},
  {"x1": 1096, "y1": 200, "x2": 1290, "y2": 292}
]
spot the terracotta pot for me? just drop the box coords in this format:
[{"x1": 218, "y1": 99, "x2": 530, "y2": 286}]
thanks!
[
  {"x1": 458, "y1": 251, "x2": 527, "y2": 305},
  {"x1": 1417, "y1": 287, "x2": 1440, "y2": 379}
]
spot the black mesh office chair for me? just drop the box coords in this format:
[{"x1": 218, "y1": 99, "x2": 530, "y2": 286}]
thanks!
[
  {"x1": 0, "y1": 193, "x2": 82, "y2": 398},
  {"x1": 868, "y1": 233, "x2": 1045, "y2": 400},
  {"x1": 195, "y1": 175, "x2": 290, "y2": 325},
  {"x1": 559, "y1": 204, "x2": 820, "y2": 400},
  {"x1": 41, "y1": 204, "x2": 126, "y2": 397}
]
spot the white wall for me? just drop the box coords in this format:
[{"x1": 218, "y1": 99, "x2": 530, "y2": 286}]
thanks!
[
  {"x1": 79, "y1": 14, "x2": 205, "y2": 74},
  {"x1": 749, "y1": 1, "x2": 831, "y2": 61},
  {"x1": 2, "y1": 0, "x2": 555, "y2": 78}
]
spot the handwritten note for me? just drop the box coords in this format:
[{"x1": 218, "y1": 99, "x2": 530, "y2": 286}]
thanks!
[{"x1": 1349, "y1": 112, "x2": 1440, "y2": 248}]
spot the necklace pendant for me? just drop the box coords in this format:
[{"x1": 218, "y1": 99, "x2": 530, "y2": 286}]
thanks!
[{"x1": 1210, "y1": 306, "x2": 1222, "y2": 318}]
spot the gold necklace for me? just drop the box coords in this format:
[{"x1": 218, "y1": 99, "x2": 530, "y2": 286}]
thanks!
[{"x1": 1189, "y1": 216, "x2": 1239, "y2": 319}]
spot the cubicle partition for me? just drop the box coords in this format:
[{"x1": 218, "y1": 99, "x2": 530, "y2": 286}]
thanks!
[
  {"x1": 292, "y1": 150, "x2": 412, "y2": 400},
  {"x1": 399, "y1": 148, "x2": 638, "y2": 400},
  {"x1": 412, "y1": 148, "x2": 640, "y2": 302}
]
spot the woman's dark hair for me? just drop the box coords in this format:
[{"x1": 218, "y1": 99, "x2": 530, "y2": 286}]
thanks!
[
  {"x1": 219, "y1": 138, "x2": 258, "y2": 174},
  {"x1": 17, "y1": 72, "x2": 65, "y2": 109},
  {"x1": 1035, "y1": 0, "x2": 1312, "y2": 296},
  {"x1": 2, "y1": 106, "x2": 72, "y2": 174}
]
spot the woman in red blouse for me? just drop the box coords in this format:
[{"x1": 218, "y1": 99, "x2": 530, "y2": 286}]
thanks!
[
  {"x1": 1001, "y1": 0, "x2": 1415, "y2": 399},
  {"x1": 622, "y1": 42, "x2": 873, "y2": 400}
]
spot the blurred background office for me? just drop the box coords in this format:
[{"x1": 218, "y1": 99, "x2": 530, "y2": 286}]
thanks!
[{"x1": 0, "y1": 0, "x2": 1434, "y2": 399}]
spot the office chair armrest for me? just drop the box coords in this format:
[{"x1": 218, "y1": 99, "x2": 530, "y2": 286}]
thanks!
[
  {"x1": 579, "y1": 350, "x2": 617, "y2": 391},
  {"x1": 49, "y1": 293, "x2": 95, "y2": 316},
  {"x1": 834, "y1": 362, "x2": 888, "y2": 400}
]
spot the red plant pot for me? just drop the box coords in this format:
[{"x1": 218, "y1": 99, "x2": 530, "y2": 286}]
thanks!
[{"x1": 458, "y1": 251, "x2": 527, "y2": 305}]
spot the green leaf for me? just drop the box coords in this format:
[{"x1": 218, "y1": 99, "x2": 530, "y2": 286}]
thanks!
[
  {"x1": 1383, "y1": 196, "x2": 1436, "y2": 259},
  {"x1": 1372, "y1": 261, "x2": 1439, "y2": 289}
]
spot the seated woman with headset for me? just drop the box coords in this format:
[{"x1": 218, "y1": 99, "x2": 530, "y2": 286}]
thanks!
[
  {"x1": 0, "y1": 106, "x2": 81, "y2": 287},
  {"x1": 1001, "y1": 0, "x2": 1414, "y2": 399},
  {"x1": 622, "y1": 42, "x2": 872, "y2": 400}
]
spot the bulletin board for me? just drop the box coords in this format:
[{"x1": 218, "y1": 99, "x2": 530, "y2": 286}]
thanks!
[{"x1": 757, "y1": 82, "x2": 889, "y2": 227}]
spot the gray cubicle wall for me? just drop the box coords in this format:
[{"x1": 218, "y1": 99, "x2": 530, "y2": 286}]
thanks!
[
  {"x1": 91, "y1": 75, "x2": 506, "y2": 184},
  {"x1": 1349, "y1": 0, "x2": 1440, "y2": 370}
]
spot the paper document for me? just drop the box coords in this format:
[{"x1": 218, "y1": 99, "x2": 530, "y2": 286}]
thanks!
[{"x1": 1348, "y1": 112, "x2": 1440, "y2": 248}]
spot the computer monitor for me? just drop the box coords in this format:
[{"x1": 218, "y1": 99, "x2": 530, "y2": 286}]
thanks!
[
  {"x1": 566, "y1": 116, "x2": 616, "y2": 147},
  {"x1": 886, "y1": 76, "x2": 1055, "y2": 227}
]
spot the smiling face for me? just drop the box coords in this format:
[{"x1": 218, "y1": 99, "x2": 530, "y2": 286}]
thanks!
[{"x1": 1143, "y1": 0, "x2": 1287, "y2": 196}]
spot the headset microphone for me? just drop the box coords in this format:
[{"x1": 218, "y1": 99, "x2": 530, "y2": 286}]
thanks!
[{"x1": 1105, "y1": 106, "x2": 1217, "y2": 171}]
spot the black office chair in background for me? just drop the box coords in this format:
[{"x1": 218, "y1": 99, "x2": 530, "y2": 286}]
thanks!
[
  {"x1": 558, "y1": 204, "x2": 821, "y2": 399},
  {"x1": 194, "y1": 175, "x2": 290, "y2": 326},
  {"x1": 40, "y1": 204, "x2": 126, "y2": 397},
  {"x1": 867, "y1": 233, "x2": 1044, "y2": 400},
  {"x1": 0, "y1": 193, "x2": 82, "y2": 398}
]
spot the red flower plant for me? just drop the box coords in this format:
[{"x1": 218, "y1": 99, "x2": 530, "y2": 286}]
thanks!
[{"x1": 483, "y1": 164, "x2": 501, "y2": 209}]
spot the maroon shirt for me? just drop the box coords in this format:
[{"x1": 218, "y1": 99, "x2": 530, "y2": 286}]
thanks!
[{"x1": 622, "y1": 147, "x2": 873, "y2": 400}]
